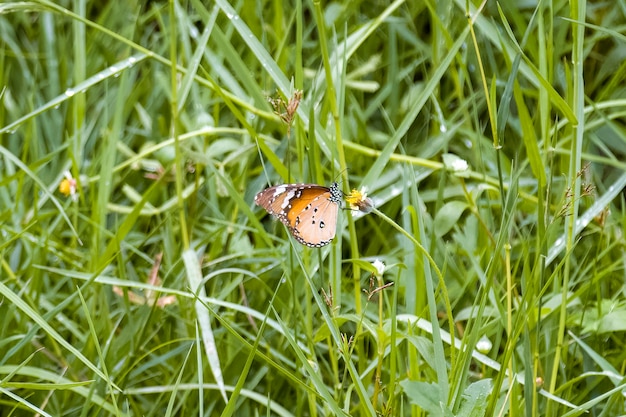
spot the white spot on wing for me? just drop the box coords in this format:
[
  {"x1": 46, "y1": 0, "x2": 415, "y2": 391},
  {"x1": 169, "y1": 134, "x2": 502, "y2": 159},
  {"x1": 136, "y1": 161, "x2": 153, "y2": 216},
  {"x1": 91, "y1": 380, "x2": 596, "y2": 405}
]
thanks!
[
  {"x1": 272, "y1": 185, "x2": 287, "y2": 197},
  {"x1": 280, "y1": 191, "x2": 296, "y2": 209}
]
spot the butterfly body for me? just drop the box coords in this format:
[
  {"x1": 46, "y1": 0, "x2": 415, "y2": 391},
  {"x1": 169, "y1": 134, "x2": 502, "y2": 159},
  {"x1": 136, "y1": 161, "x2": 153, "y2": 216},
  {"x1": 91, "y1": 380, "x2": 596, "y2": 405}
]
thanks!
[{"x1": 255, "y1": 182, "x2": 342, "y2": 247}]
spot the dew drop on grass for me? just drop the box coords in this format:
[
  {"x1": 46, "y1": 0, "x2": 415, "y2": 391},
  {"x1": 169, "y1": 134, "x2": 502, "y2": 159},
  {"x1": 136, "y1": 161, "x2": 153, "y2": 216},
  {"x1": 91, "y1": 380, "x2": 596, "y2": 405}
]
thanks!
[{"x1": 65, "y1": 88, "x2": 75, "y2": 97}]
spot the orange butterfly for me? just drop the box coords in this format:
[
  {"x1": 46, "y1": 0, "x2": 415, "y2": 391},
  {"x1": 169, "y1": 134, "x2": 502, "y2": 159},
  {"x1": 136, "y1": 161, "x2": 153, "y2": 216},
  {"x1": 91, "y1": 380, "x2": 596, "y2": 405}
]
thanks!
[{"x1": 255, "y1": 182, "x2": 342, "y2": 247}]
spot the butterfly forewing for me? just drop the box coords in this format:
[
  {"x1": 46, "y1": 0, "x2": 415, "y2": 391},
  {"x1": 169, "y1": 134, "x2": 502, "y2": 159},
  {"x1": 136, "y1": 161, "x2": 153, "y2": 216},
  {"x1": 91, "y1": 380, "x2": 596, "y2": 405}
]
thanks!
[{"x1": 255, "y1": 182, "x2": 342, "y2": 247}]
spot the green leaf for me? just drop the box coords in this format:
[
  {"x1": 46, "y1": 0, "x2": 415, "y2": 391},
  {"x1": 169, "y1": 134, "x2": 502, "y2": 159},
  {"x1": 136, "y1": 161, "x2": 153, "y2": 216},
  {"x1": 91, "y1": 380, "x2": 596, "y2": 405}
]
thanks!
[
  {"x1": 400, "y1": 380, "x2": 447, "y2": 416},
  {"x1": 434, "y1": 201, "x2": 470, "y2": 237},
  {"x1": 458, "y1": 379, "x2": 492, "y2": 417}
]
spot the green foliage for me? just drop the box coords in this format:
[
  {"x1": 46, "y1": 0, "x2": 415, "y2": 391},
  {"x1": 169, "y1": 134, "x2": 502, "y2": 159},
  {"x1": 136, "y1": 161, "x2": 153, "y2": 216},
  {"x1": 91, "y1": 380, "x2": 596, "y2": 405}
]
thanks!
[{"x1": 2, "y1": 0, "x2": 626, "y2": 416}]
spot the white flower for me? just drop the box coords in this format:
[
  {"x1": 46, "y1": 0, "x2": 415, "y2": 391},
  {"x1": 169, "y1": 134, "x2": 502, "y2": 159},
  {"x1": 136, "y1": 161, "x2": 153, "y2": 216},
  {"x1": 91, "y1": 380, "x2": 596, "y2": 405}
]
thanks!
[
  {"x1": 476, "y1": 335, "x2": 492, "y2": 354},
  {"x1": 451, "y1": 158, "x2": 468, "y2": 172},
  {"x1": 442, "y1": 153, "x2": 470, "y2": 177},
  {"x1": 372, "y1": 259, "x2": 385, "y2": 277}
]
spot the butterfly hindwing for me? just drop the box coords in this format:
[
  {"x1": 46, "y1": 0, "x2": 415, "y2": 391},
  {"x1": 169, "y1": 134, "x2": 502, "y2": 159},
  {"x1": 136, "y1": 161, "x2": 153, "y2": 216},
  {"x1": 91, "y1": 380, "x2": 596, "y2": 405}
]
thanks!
[
  {"x1": 286, "y1": 187, "x2": 339, "y2": 246},
  {"x1": 255, "y1": 182, "x2": 342, "y2": 247}
]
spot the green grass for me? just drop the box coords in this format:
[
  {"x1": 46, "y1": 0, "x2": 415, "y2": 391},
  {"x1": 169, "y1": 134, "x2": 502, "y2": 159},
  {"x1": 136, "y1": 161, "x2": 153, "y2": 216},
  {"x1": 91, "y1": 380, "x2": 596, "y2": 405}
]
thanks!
[{"x1": 2, "y1": 0, "x2": 626, "y2": 415}]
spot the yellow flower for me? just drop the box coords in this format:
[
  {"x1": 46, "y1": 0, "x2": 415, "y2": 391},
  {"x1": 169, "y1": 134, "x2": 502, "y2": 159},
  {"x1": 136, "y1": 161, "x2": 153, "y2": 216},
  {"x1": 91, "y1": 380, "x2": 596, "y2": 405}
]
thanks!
[
  {"x1": 59, "y1": 171, "x2": 78, "y2": 201},
  {"x1": 346, "y1": 187, "x2": 373, "y2": 213}
]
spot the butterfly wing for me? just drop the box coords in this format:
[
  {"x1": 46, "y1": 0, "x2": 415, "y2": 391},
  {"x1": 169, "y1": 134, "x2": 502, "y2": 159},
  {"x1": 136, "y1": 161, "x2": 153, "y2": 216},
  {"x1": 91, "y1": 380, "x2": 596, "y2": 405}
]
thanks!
[
  {"x1": 285, "y1": 187, "x2": 339, "y2": 247},
  {"x1": 255, "y1": 183, "x2": 342, "y2": 247},
  {"x1": 255, "y1": 184, "x2": 318, "y2": 225}
]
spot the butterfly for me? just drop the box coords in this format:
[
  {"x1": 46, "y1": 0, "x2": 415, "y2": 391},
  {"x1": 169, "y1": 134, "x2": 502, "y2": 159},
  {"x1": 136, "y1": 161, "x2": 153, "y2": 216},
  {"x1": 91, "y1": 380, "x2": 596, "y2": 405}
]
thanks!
[{"x1": 255, "y1": 182, "x2": 343, "y2": 247}]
